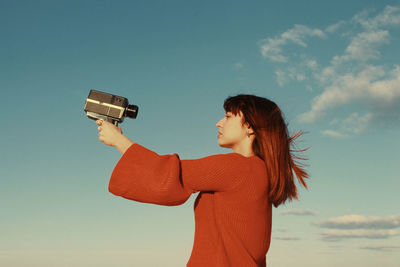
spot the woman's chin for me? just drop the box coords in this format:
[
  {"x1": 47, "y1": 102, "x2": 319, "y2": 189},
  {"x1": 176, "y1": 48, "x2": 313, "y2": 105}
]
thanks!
[{"x1": 217, "y1": 140, "x2": 230, "y2": 148}]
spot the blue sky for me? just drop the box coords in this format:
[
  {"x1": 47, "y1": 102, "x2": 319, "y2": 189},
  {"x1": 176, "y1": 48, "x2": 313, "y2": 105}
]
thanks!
[{"x1": 1, "y1": 0, "x2": 400, "y2": 266}]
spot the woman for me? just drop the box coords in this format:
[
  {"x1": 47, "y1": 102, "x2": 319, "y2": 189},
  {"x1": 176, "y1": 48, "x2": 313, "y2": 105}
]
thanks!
[{"x1": 96, "y1": 94, "x2": 308, "y2": 267}]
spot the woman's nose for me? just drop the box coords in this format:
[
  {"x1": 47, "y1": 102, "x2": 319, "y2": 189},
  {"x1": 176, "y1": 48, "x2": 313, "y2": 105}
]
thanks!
[{"x1": 216, "y1": 118, "x2": 223, "y2": 128}]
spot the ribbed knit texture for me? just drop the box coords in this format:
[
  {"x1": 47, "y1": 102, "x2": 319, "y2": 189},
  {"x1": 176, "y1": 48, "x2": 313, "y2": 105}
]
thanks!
[{"x1": 109, "y1": 143, "x2": 272, "y2": 267}]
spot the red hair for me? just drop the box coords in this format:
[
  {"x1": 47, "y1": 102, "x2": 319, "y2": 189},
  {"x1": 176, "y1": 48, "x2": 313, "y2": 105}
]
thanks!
[{"x1": 224, "y1": 94, "x2": 309, "y2": 207}]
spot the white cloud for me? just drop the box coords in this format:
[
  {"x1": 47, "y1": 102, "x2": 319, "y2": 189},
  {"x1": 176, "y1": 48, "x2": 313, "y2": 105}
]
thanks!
[
  {"x1": 259, "y1": 5, "x2": 400, "y2": 137},
  {"x1": 279, "y1": 209, "x2": 317, "y2": 216},
  {"x1": 274, "y1": 235, "x2": 301, "y2": 241},
  {"x1": 275, "y1": 69, "x2": 288, "y2": 87},
  {"x1": 298, "y1": 6, "x2": 400, "y2": 130},
  {"x1": 319, "y1": 229, "x2": 398, "y2": 241},
  {"x1": 325, "y1": 21, "x2": 346, "y2": 33},
  {"x1": 354, "y1": 5, "x2": 400, "y2": 30},
  {"x1": 337, "y1": 30, "x2": 390, "y2": 63},
  {"x1": 259, "y1": 24, "x2": 326, "y2": 63},
  {"x1": 260, "y1": 38, "x2": 287, "y2": 62},
  {"x1": 274, "y1": 64, "x2": 311, "y2": 87},
  {"x1": 341, "y1": 112, "x2": 373, "y2": 134},
  {"x1": 314, "y1": 214, "x2": 400, "y2": 242},
  {"x1": 292, "y1": 73, "x2": 306, "y2": 81},
  {"x1": 321, "y1": 129, "x2": 347, "y2": 139},
  {"x1": 321, "y1": 112, "x2": 374, "y2": 137},
  {"x1": 306, "y1": 59, "x2": 318, "y2": 70},
  {"x1": 314, "y1": 214, "x2": 400, "y2": 229},
  {"x1": 298, "y1": 64, "x2": 400, "y2": 125},
  {"x1": 334, "y1": 6, "x2": 400, "y2": 65},
  {"x1": 359, "y1": 244, "x2": 400, "y2": 251},
  {"x1": 299, "y1": 65, "x2": 381, "y2": 122},
  {"x1": 276, "y1": 228, "x2": 288, "y2": 232},
  {"x1": 369, "y1": 65, "x2": 400, "y2": 103}
]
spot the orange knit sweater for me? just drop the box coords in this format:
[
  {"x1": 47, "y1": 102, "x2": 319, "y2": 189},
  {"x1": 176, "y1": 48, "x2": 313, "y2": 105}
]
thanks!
[{"x1": 109, "y1": 143, "x2": 272, "y2": 267}]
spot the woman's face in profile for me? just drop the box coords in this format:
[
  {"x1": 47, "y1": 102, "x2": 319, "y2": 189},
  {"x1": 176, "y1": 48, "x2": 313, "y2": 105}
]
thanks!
[{"x1": 216, "y1": 111, "x2": 249, "y2": 149}]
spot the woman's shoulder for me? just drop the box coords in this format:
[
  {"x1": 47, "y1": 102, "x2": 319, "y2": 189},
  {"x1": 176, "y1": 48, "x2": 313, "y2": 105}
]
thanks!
[{"x1": 208, "y1": 152, "x2": 266, "y2": 177}]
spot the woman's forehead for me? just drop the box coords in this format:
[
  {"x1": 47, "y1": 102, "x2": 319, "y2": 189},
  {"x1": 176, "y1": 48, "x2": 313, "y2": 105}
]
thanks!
[{"x1": 226, "y1": 110, "x2": 242, "y2": 116}]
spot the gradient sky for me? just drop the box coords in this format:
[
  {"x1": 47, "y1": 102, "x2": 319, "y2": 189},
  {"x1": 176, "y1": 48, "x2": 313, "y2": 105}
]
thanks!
[{"x1": 1, "y1": 1, "x2": 400, "y2": 266}]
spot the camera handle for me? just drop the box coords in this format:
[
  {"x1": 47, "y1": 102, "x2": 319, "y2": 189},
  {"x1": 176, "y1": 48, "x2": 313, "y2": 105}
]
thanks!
[{"x1": 86, "y1": 112, "x2": 120, "y2": 126}]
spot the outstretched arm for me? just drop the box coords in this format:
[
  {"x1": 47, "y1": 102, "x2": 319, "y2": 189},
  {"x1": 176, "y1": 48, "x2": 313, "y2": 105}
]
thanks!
[
  {"x1": 96, "y1": 120, "x2": 193, "y2": 205},
  {"x1": 109, "y1": 143, "x2": 194, "y2": 206},
  {"x1": 96, "y1": 120, "x2": 251, "y2": 206}
]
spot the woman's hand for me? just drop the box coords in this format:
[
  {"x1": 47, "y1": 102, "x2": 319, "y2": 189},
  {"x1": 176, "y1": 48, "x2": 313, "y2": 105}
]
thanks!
[
  {"x1": 96, "y1": 120, "x2": 123, "y2": 146},
  {"x1": 96, "y1": 120, "x2": 134, "y2": 154}
]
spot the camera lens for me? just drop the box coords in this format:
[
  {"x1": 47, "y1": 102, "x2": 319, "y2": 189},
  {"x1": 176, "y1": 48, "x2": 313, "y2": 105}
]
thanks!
[{"x1": 126, "y1": 104, "x2": 139, "y2": 119}]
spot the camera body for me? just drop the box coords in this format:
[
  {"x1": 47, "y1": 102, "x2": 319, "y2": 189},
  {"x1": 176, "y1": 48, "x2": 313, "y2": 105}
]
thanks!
[{"x1": 84, "y1": 89, "x2": 139, "y2": 126}]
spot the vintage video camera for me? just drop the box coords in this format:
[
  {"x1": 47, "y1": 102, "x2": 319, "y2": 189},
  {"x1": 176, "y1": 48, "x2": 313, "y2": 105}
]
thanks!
[{"x1": 84, "y1": 89, "x2": 139, "y2": 126}]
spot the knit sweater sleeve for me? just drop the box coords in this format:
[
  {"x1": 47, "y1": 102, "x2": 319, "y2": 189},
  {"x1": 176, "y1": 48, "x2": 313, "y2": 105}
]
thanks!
[{"x1": 108, "y1": 143, "x2": 249, "y2": 206}]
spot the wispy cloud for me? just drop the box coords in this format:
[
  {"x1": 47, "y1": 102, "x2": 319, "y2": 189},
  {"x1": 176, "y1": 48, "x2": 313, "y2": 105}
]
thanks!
[
  {"x1": 259, "y1": 5, "x2": 400, "y2": 137},
  {"x1": 313, "y1": 214, "x2": 400, "y2": 229},
  {"x1": 319, "y1": 229, "x2": 398, "y2": 241},
  {"x1": 275, "y1": 69, "x2": 288, "y2": 87},
  {"x1": 333, "y1": 30, "x2": 390, "y2": 64},
  {"x1": 321, "y1": 112, "x2": 374, "y2": 138},
  {"x1": 314, "y1": 214, "x2": 400, "y2": 242},
  {"x1": 325, "y1": 21, "x2": 346, "y2": 33},
  {"x1": 274, "y1": 235, "x2": 301, "y2": 241},
  {"x1": 321, "y1": 129, "x2": 347, "y2": 139},
  {"x1": 259, "y1": 24, "x2": 325, "y2": 63},
  {"x1": 279, "y1": 209, "x2": 318, "y2": 216},
  {"x1": 353, "y1": 5, "x2": 400, "y2": 30},
  {"x1": 359, "y1": 244, "x2": 400, "y2": 251},
  {"x1": 298, "y1": 65, "x2": 400, "y2": 125}
]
